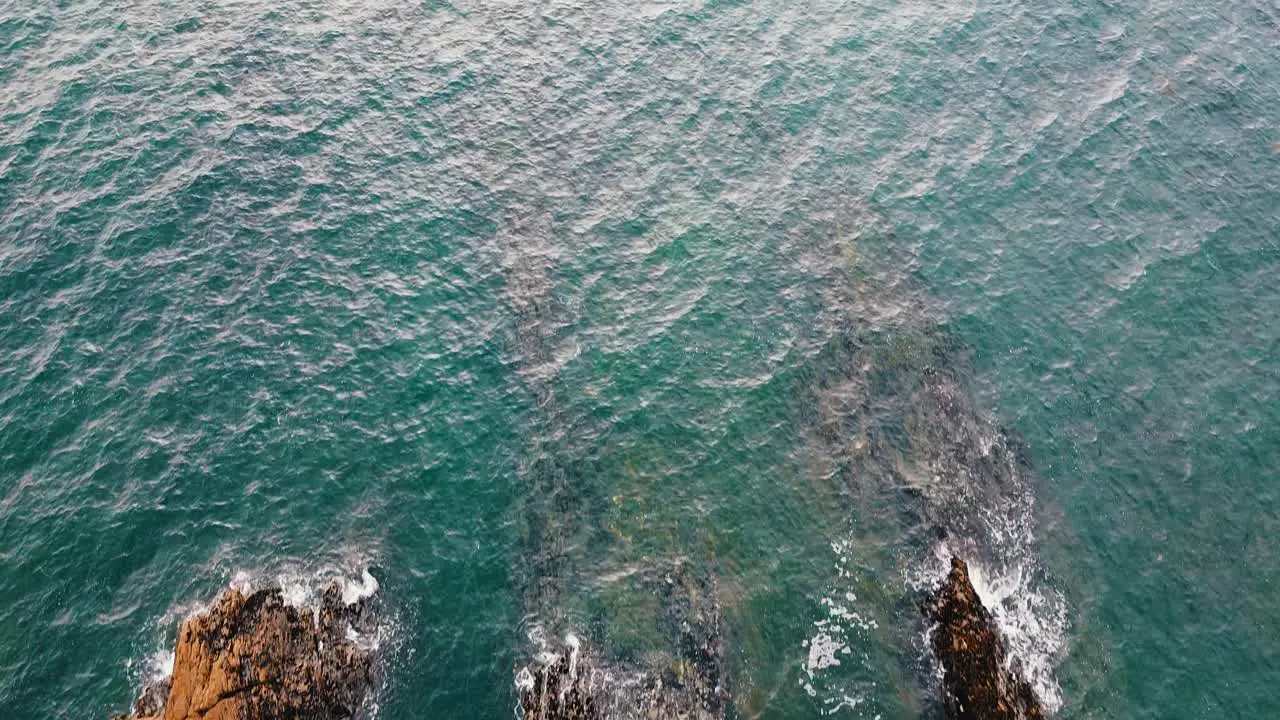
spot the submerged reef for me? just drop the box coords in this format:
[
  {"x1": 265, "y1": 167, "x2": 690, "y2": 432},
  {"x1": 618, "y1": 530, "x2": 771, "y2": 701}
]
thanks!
[
  {"x1": 925, "y1": 557, "x2": 1044, "y2": 720},
  {"x1": 116, "y1": 582, "x2": 376, "y2": 720}
]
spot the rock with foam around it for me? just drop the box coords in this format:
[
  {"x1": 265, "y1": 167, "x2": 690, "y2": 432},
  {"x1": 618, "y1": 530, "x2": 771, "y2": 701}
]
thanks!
[
  {"x1": 924, "y1": 557, "x2": 1044, "y2": 720},
  {"x1": 519, "y1": 565, "x2": 727, "y2": 720},
  {"x1": 118, "y1": 582, "x2": 374, "y2": 720}
]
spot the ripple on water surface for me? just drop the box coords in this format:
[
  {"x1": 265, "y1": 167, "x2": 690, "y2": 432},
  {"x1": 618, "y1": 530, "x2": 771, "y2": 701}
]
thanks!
[{"x1": 2, "y1": 0, "x2": 1278, "y2": 718}]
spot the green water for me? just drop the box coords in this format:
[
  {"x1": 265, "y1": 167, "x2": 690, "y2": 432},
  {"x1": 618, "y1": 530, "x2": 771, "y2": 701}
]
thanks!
[{"x1": 1, "y1": 0, "x2": 1277, "y2": 718}]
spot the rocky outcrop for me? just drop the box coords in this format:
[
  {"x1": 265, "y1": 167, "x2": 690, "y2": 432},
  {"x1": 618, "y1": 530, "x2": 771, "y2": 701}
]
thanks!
[
  {"x1": 518, "y1": 565, "x2": 728, "y2": 720},
  {"x1": 518, "y1": 634, "x2": 726, "y2": 720},
  {"x1": 924, "y1": 557, "x2": 1044, "y2": 720},
  {"x1": 118, "y1": 582, "x2": 375, "y2": 720}
]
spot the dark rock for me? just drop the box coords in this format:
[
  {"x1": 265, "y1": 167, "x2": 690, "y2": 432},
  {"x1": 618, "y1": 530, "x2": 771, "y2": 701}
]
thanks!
[
  {"x1": 924, "y1": 557, "x2": 1044, "y2": 720},
  {"x1": 518, "y1": 565, "x2": 728, "y2": 720},
  {"x1": 518, "y1": 642, "x2": 599, "y2": 720},
  {"x1": 117, "y1": 582, "x2": 375, "y2": 720},
  {"x1": 518, "y1": 635, "x2": 726, "y2": 720}
]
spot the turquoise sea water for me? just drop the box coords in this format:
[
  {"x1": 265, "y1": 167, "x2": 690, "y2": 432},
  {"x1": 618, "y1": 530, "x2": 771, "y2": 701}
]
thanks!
[{"x1": 1, "y1": 0, "x2": 1277, "y2": 718}]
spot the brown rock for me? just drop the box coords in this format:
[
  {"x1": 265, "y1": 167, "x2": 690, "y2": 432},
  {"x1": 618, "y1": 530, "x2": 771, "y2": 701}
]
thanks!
[
  {"x1": 924, "y1": 557, "x2": 1044, "y2": 720},
  {"x1": 119, "y1": 583, "x2": 374, "y2": 720}
]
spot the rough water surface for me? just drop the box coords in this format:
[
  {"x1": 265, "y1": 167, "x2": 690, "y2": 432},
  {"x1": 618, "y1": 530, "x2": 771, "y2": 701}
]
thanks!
[{"x1": 1, "y1": 0, "x2": 1277, "y2": 719}]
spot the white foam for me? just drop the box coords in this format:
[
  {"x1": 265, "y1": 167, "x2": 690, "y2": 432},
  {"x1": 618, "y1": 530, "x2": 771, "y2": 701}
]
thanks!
[
  {"x1": 342, "y1": 568, "x2": 380, "y2": 605},
  {"x1": 229, "y1": 570, "x2": 256, "y2": 595},
  {"x1": 797, "y1": 539, "x2": 883, "y2": 716},
  {"x1": 147, "y1": 649, "x2": 175, "y2": 682},
  {"x1": 279, "y1": 577, "x2": 315, "y2": 609},
  {"x1": 804, "y1": 631, "x2": 847, "y2": 674},
  {"x1": 966, "y1": 558, "x2": 1067, "y2": 713},
  {"x1": 237, "y1": 564, "x2": 382, "y2": 614},
  {"x1": 514, "y1": 666, "x2": 536, "y2": 692},
  {"x1": 565, "y1": 633, "x2": 581, "y2": 680}
]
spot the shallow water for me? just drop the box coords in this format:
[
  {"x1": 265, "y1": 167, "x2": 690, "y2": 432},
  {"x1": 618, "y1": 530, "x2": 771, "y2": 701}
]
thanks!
[{"x1": 1, "y1": 0, "x2": 1277, "y2": 718}]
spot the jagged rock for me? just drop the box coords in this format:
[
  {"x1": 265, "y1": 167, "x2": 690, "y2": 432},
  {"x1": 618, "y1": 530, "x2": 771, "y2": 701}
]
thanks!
[
  {"x1": 517, "y1": 635, "x2": 726, "y2": 720},
  {"x1": 924, "y1": 557, "x2": 1044, "y2": 720},
  {"x1": 129, "y1": 676, "x2": 171, "y2": 718},
  {"x1": 518, "y1": 641, "x2": 599, "y2": 720},
  {"x1": 518, "y1": 566, "x2": 728, "y2": 720},
  {"x1": 118, "y1": 582, "x2": 374, "y2": 720}
]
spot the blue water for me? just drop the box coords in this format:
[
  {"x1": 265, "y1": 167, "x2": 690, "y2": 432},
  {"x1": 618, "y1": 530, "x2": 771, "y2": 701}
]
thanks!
[{"x1": 1, "y1": 0, "x2": 1277, "y2": 718}]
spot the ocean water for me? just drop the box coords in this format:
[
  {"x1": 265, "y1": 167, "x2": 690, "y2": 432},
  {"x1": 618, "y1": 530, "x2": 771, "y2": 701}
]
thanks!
[{"x1": 1, "y1": 0, "x2": 1277, "y2": 718}]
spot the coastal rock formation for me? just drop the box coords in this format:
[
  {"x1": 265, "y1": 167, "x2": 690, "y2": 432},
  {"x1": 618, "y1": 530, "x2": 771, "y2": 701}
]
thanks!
[
  {"x1": 518, "y1": 565, "x2": 728, "y2": 720},
  {"x1": 118, "y1": 582, "x2": 375, "y2": 720},
  {"x1": 518, "y1": 633, "x2": 726, "y2": 720},
  {"x1": 924, "y1": 557, "x2": 1044, "y2": 720}
]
